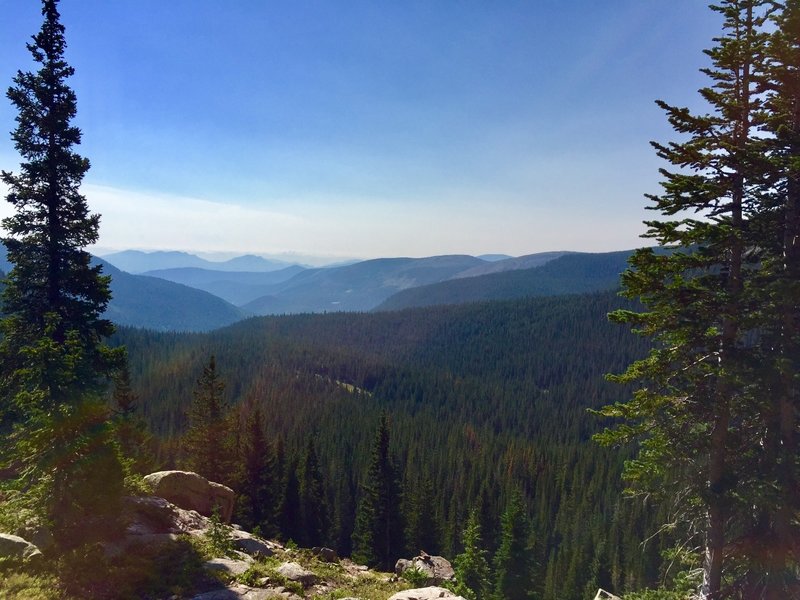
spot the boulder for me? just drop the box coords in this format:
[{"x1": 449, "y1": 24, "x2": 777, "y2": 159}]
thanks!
[
  {"x1": 231, "y1": 529, "x2": 274, "y2": 558},
  {"x1": 0, "y1": 533, "x2": 43, "y2": 566},
  {"x1": 204, "y1": 555, "x2": 254, "y2": 576},
  {"x1": 277, "y1": 561, "x2": 317, "y2": 587},
  {"x1": 388, "y1": 588, "x2": 466, "y2": 600},
  {"x1": 123, "y1": 495, "x2": 208, "y2": 535},
  {"x1": 312, "y1": 546, "x2": 338, "y2": 562},
  {"x1": 395, "y1": 554, "x2": 455, "y2": 586},
  {"x1": 192, "y1": 583, "x2": 293, "y2": 599},
  {"x1": 144, "y1": 471, "x2": 235, "y2": 522}
]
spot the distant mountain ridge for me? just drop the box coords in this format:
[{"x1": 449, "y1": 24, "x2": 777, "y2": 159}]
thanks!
[
  {"x1": 95, "y1": 258, "x2": 246, "y2": 331},
  {"x1": 243, "y1": 254, "x2": 488, "y2": 315},
  {"x1": 375, "y1": 250, "x2": 635, "y2": 311},
  {"x1": 3, "y1": 247, "x2": 639, "y2": 327},
  {"x1": 101, "y1": 250, "x2": 295, "y2": 274},
  {"x1": 142, "y1": 265, "x2": 306, "y2": 305}
]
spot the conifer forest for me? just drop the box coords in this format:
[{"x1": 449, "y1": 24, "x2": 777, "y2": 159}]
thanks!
[{"x1": 1, "y1": 1, "x2": 800, "y2": 599}]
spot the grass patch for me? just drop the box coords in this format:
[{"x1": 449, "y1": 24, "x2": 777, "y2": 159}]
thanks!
[{"x1": 0, "y1": 572, "x2": 64, "y2": 600}]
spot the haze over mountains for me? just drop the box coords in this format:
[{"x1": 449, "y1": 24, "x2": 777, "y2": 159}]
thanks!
[
  {"x1": 0, "y1": 247, "x2": 637, "y2": 331},
  {"x1": 85, "y1": 248, "x2": 635, "y2": 330}
]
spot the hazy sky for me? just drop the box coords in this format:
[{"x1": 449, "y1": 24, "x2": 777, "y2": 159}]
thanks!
[{"x1": 0, "y1": 1, "x2": 720, "y2": 260}]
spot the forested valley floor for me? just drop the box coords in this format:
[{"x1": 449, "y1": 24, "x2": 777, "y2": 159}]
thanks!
[{"x1": 113, "y1": 290, "x2": 668, "y2": 600}]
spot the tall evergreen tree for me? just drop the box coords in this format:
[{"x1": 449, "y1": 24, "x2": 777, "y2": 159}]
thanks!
[
  {"x1": 750, "y1": 2, "x2": 800, "y2": 593},
  {"x1": 453, "y1": 508, "x2": 491, "y2": 600},
  {"x1": 280, "y1": 458, "x2": 303, "y2": 544},
  {"x1": 235, "y1": 400, "x2": 278, "y2": 536},
  {"x1": 183, "y1": 355, "x2": 234, "y2": 485},
  {"x1": 112, "y1": 360, "x2": 153, "y2": 475},
  {"x1": 492, "y1": 491, "x2": 536, "y2": 600},
  {"x1": 595, "y1": 1, "x2": 790, "y2": 597},
  {"x1": 299, "y1": 436, "x2": 330, "y2": 547},
  {"x1": 0, "y1": 0, "x2": 124, "y2": 547},
  {"x1": 404, "y1": 475, "x2": 442, "y2": 556},
  {"x1": 351, "y1": 414, "x2": 404, "y2": 570}
]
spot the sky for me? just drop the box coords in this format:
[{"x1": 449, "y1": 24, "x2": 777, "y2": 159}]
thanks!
[{"x1": 0, "y1": 1, "x2": 721, "y2": 261}]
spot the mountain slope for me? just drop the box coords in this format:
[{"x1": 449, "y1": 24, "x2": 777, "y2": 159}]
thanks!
[
  {"x1": 450, "y1": 250, "x2": 571, "y2": 279},
  {"x1": 376, "y1": 249, "x2": 634, "y2": 311},
  {"x1": 243, "y1": 254, "x2": 487, "y2": 314},
  {"x1": 142, "y1": 265, "x2": 306, "y2": 305},
  {"x1": 96, "y1": 258, "x2": 246, "y2": 331}
]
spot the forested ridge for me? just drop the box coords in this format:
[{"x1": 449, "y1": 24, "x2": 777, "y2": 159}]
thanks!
[{"x1": 112, "y1": 290, "x2": 666, "y2": 598}]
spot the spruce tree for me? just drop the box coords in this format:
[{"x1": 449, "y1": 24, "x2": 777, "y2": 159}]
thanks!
[
  {"x1": 595, "y1": 1, "x2": 787, "y2": 597},
  {"x1": 492, "y1": 491, "x2": 536, "y2": 600},
  {"x1": 183, "y1": 355, "x2": 234, "y2": 485},
  {"x1": 299, "y1": 436, "x2": 330, "y2": 547},
  {"x1": 0, "y1": 0, "x2": 124, "y2": 548},
  {"x1": 112, "y1": 361, "x2": 153, "y2": 475},
  {"x1": 351, "y1": 414, "x2": 404, "y2": 570},
  {"x1": 235, "y1": 400, "x2": 278, "y2": 536},
  {"x1": 453, "y1": 508, "x2": 491, "y2": 600}
]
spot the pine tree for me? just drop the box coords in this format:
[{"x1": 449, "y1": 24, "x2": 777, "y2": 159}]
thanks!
[
  {"x1": 112, "y1": 360, "x2": 153, "y2": 474},
  {"x1": 280, "y1": 459, "x2": 303, "y2": 544},
  {"x1": 453, "y1": 508, "x2": 491, "y2": 600},
  {"x1": 751, "y1": 3, "x2": 800, "y2": 593},
  {"x1": 404, "y1": 476, "x2": 442, "y2": 556},
  {"x1": 0, "y1": 0, "x2": 124, "y2": 548},
  {"x1": 351, "y1": 414, "x2": 404, "y2": 570},
  {"x1": 183, "y1": 355, "x2": 234, "y2": 485},
  {"x1": 595, "y1": 1, "x2": 782, "y2": 597},
  {"x1": 492, "y1": 491, "x2": 536, "y2": 600},
  {"x1": 235, "y1": 400, "x2": 278, "y2": 536},
  {"x1": 299, "y1": 436, "x2": 330, "y2": 547}
]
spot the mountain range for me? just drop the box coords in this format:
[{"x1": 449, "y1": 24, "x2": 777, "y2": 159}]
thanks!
[
  {"x1": 1, "y1": 248, "x2": 638, "y2": 331},
  {"x1": 100, "y1": 250, "x2": 295, "y2": 274}
]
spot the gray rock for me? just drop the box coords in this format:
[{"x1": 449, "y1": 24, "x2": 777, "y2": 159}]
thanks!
[
  {"x1": 388, "y1": 588, "x2": 467, "y2": 600},
  {"x1": 192, "y1": 584, "x2": 290, "y2": 599},
  {"x1": 204, "y1": 556, "x2": 254, "y2": 576},
  {"x1": 232, "y1": 529, "x2": 274, "y2": 558},
  {"x1": 0, "y1": 533, "x2": 43, "y2": 566},
  {"x1": 123, "y1": 495, "x2": 208, "y2": 535},
  {"x1": 276, "y1": 561, "x2": 317, "y2": 587},
  {"x1": 395, "y1": 554, "x2": 455, "y2": 585},
  {"x1": 144, "y1": 470, "x2": 235, "y2": 522}
]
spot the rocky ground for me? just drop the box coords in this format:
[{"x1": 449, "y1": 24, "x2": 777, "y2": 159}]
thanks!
[{"x1": 1, "y1": 471, "x2": 467, "y2": 600}]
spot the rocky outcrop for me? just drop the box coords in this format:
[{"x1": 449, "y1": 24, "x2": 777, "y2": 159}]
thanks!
[
  {"x1": 0, "y1": 533, "x2": 43, "y2": 566},
  {"x1": 276, "y1": 561, "x2": 317, "y2": 587},
  {"x1": 144, "y1": 470, "x2": 235, "y2": 522},
  {"x1": 395, "y1": 554, "x2": 455, "y2": 586},
  {"x1": 123, "y1": 495, "x2": 208, "y2": 536},
  {"x1": 232, "y1": 529, "x2": 276, "y2": 558},
  {"x1": 204, "y1": 554, "x2": 254, "y2": 576},
  {"x1": 388, "y1": 588, "x2": 466, "y2": 600},
  {"x1": 192, "y1": 584, "x2": 301, "y2": 599}
]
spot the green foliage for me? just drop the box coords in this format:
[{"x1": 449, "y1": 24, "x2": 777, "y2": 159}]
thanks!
[
  {"x1": 453, "y1": 509, "x2": 491, "y2": 600},
  {"x1": 234, "y1": 400, "x2": 279, "y2": 536},
  {"x1": 203, "y1": 507, "x2": 236, "y2": 558},
  {"x1": 597, "y1": 0, "x2": 800, "y2": 596},
  {"x1": 493, "y1": 491, "x2": 536, "y2": 600},
  {"x1": 0, "y1": 0, "x2": 126, "y2": 552},
  {"x1": 182, "y1": 355, "x2": 236, "y2": 485},
  {"x1": 0, "y1": 572, "x2": 63, "y2": 600},
  {"x1": 299, "y1": 436, "x2": 331, "y2": 547},
  {"x1": 115, "y1": 291, "x2": 657, "y2": 598},
  {"x1": 351, "y1": 414, "x2": 405, "y2": 570},
  {"x1": 400, "y1": 566, "x2": 430, "y2": 587},
  {"x1": 54, "y1": 535, "x2": 210, "y2": 599}
]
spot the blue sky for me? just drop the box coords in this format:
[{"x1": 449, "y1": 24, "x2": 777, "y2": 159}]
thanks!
[{"x1": 0, "y1": 1, "x2": 719, "y2": 260}]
